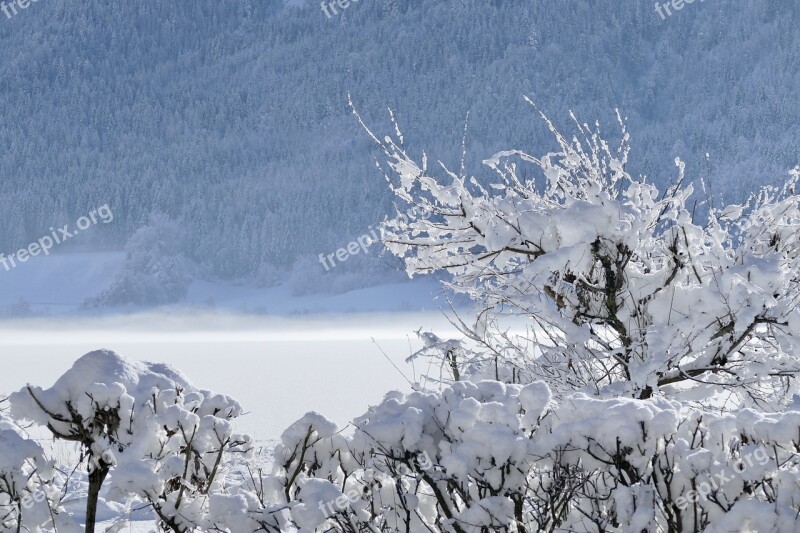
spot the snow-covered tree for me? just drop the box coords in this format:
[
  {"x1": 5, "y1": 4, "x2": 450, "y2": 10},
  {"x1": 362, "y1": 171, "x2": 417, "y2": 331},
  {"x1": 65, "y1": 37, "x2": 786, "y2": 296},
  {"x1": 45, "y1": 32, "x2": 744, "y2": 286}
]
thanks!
[
  {"x1": 366, "y1": 102, "x2": 800, "y2": 411},
  {"x1": 84, "y1": 214, "x2": 194, "y2": 308},
  {"x1": 9, "y1": 350, "x2": 252, "y2": 533}
]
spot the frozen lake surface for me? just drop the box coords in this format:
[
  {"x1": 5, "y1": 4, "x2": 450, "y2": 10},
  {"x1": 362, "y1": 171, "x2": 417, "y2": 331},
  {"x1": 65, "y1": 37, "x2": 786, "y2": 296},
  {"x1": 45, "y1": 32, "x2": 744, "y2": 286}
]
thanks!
[{"x1": 0, "y1": 311, "x2": 462, "y2": 440}]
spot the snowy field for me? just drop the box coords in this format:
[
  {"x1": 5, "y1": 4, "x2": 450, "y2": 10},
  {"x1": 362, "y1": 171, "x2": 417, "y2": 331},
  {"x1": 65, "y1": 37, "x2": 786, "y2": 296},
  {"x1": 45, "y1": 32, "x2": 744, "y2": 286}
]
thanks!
[
  {"x1": 0, "y1": 311, "x2": 465, "y2": 530},
  {"x1": 0, "y1": 311, "x2": 462, "y2": 441}
]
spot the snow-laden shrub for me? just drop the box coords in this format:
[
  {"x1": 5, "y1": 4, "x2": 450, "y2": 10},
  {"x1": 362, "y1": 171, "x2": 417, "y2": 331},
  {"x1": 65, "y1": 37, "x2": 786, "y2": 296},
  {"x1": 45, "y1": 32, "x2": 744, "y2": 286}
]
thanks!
[
  {"x1": 262, "y1": 380, "x2": 800, "y2": 533},
  {"x1": 5, "y1": 351, "x2": 799, "y2": 532},
  {"x1": 9, "y1": 350, "x2": 252, "y2": 533},
  {"x1": 0, "y1": 408, "x2": 78, "y2": 532},
  {"x1": 364, "y1": 103, "x2": 800, "y2": 411}
]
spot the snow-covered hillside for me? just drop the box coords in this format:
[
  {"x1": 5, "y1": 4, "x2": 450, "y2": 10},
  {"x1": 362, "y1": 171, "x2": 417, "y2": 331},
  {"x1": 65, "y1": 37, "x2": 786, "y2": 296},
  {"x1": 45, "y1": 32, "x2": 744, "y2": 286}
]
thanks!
[{"x1": 0, "y1": 0, "x2": 797, "y2": 298}]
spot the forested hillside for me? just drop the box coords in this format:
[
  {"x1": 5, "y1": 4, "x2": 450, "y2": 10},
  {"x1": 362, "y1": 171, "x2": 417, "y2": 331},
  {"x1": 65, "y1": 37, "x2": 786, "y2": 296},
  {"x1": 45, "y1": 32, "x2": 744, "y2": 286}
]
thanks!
[{"x1": 0, "y1": 0, "x2": 796, "y2": 290}]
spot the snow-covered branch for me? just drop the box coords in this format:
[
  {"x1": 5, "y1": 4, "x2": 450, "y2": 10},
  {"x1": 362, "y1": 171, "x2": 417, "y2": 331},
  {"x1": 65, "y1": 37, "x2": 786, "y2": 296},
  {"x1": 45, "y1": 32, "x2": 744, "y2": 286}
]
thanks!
[{"x1": 368, "y1": 105, "x2": 800, "y2": 409}]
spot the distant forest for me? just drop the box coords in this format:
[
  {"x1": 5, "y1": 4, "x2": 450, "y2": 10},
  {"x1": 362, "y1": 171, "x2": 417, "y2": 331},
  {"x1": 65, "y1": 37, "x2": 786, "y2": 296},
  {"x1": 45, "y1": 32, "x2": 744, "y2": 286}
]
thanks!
[{"x1": 0, "y1": 0, "x2": 796, "y2": 288}]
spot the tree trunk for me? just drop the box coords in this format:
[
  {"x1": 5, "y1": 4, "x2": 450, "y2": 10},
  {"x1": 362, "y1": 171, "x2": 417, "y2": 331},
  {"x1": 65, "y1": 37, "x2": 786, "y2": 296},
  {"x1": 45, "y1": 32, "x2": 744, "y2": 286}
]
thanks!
[{"x1": 86, "y1": 463, "x2": 110, "y2": 533}]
